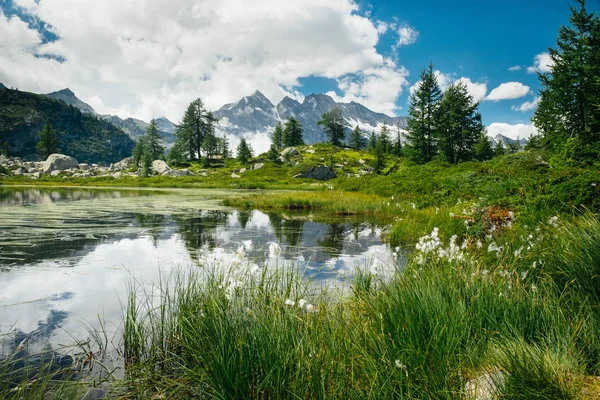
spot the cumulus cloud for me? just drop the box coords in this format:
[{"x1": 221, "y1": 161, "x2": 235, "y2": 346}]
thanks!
[
  {"x1": 456, "y1": 77, "x2": 488, "y2": 102},
  {"x1": 511, "y1": 96, "x2": 541, "y2": 112},
  {"x1": 0, "y1": 0, "x2": 406, "y2": 122},
  {"x1": 485, "y1": 82, "x2": 531, "y2": 101},
  {"x1": 508, "y1": 65, "x2": 521, "y2": 71},
  {"x1": 409, "y1": 71, "x2": 487, "y2": 102},
  {"x1": 487, "y1": 122, "x2": 538, "y2": 140},
  {"x1": 527, "y1": 53, "x2": 553, "y2": 74},
  {"x1": 396, "y1": 25, "x2": 419, "y2": 46},
  {"x1": 326, "y1": 58, "x2": 409, "y2": 115}
]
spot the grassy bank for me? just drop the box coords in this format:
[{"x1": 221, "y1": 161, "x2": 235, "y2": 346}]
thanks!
[{"x1": 118, "y1": 214, "x2": 600, "y2": 399}]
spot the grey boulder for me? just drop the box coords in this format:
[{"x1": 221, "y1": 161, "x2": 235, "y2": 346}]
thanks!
[
  {"x1": 152, "y1": 160, "x2": 170, "y2": 175},
  {"x1": 293, "y1": 165, "x2": 337, "y2": 181},
  {"x1": 42, "y1": 154, "x2": 79, "y2": 174},
  {"x1": 162, "y1": 169, "x2": 194, "y2": 177}
]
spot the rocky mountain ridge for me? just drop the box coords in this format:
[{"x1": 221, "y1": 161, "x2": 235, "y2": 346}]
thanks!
[{"x1": 214, "y1": 90, "x2": 407, "y2": 144}]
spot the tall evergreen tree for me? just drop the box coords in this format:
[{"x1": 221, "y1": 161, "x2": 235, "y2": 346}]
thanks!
[
  {"x1": 236, "y1": 138, "x2": 253, "y2": 164},
  {"x1": 379, "y1": 124, "x2": 392, "y2": 154},
  {"x1": 437, "y1": 82, "x2": 484, "y2": 164},
  {"x1": 373, "y1": 136, "x2": 386, "y2": 174},
  {"x1": 36, "y1": 122, "x2": 57, "y2": 159},
  {"x1": 474, "y1": 132, "x2": 494, "y2": 161},
  {"x1": 392, "y1": 121, "x2": 403, "y2": 157},
  {"x1": 283, "y1": 117, "x2": 304, "y2": 147},
  {"x1": 219, "y1": 135, "x2": 231, "y2": 160},
  {"x1": 405, "y1": 63, "x2": 443, "y2": 164},
  {"x1": 317, "y1": 107, "x2": 345, "y2": 146},
  {"x1": 367, "y1": 131, "x2": 378, "y2": 152},
  {"x1": 533, "y1": 0, "x2": 600, "y2": 159},
  {"x1": 271, "y1": 122, "x2": 284, "y2": 150},
  {"x1": 349, "y1": 125, "x2": 365, "y2": 150},
  {"x1": 144, "y1": 119, "x2": 164, "y2": 161},
  {"x1": 132, "y1": 139, "x2": 144, "y2": 166}
]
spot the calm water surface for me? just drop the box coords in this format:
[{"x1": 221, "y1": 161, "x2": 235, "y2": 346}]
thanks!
[{"x1": 0, "y1": 187, "x2": 401, "y2": 356}]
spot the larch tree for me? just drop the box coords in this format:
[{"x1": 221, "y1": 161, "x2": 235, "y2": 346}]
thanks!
[
  {"x1": 36, "y1": 122, "x2": 57, "y2": 159},
  {"x1": 283, "y1": 117, "x2": 304, "y2": 147},
  {"x1": 317, "y1": 107, "x2": 346, "y2": 146},
  {"x1": 144, "y1": 119, "x2": 164, "y2": 161},
  {"x1": 405, "y1": 63, "x2": 443, "y2": 164},
  {"x1": 437, "y1": 82, "x2": 483, "y2": 164},
  {"x1": 533, "y1": 0, "x2": 600, "y2": 160}
]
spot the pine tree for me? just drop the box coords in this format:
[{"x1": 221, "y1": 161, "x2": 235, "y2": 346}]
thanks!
[
  {"x1": 144, "y1": 119, "x2": 164, "y2": 161},
  {"x1": 237, "y1": 138, "x2": 253, "y2": 164},
  {"x1": 349, "y1": 125, "x2": 365, "y2": 150},
  {"x1": 167, "y1": 140, "x2": 186, "y2": 165},
  {"x1": 271, "y1": 122, "x2": 284, "y2": 150},
  {"x1": 132, "y1": 139, "x2": 144, "y2": 166},
  {"x1": 379, "y1": 124, "x2": 392, "y2": 154},
  {"x1": 267, "y1": 144, "x2": 280, "y2": 164},
  {"x1": 283, "y1": 117, "x2": 304, "y2": 147},
  {"x1": 36, "y1": 122, "x2": 57, "y2": 159},
  {"x1": 142, "y1": 151, "x2": 152, "y2": 177},
  {"x1": 474, "y1": 132, "x2": 494, "y2": 161},
  {"x1": 317, "y1": 107, "x2": 345, "y2": 146},
  {"x1": 392, "y1": 121, "x2": 403, "y2": 157},
  {"x1": 373, "y1": 137, "x2": 386, "y2": 174},
  {"x1": 219, "y1": 136, "x2": 231, "y2": 160},
  {"x1": 533, "y1": 0, "x2": 600, "y2": 159},
  {"x1": 437, "y1": 82, "x2": 483, "y2": 164},
  {"x1": 405, "y1": 63, "x2": 443, "y2": 164},
  {"x1": 367, "y1": 131, "x2": 378, "y2": 152}
]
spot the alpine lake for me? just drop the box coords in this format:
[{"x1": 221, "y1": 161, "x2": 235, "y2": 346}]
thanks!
[{"x1": 0, "y1": 187, "x2": 402, "y2": 368}]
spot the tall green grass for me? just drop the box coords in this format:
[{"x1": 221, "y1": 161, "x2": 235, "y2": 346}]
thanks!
[{"x1": 121, "y1": 215, "x2": 600, "y2": 399}]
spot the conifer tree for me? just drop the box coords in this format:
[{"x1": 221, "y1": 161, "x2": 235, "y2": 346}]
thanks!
[
  {"x1": 379, "y1": 124, "x2": 392, "y2": 154},
  {"x1": 271, "y1": 122, "x2": 284, "y2": 150},
  {"x1": 533, "y1": 0, "x2": 600, "y2": 159},
  {"x1": 474, "y1": 132, "x2": 494, "y2": 161},
  {"x1": 392, "y1": 121, "x2": 403, "y2": 157},
  {"x1": 436, "y1": 82, "x2": 483, "y2": 164},
  {"x1": 144, "y1": 119, "x2": 164, "y2": 161},
  {"x1": 317, "y1": 107, "x2": 345, "y2": 146},
  {"x1": 132, "y1": 139, "x2": 144, "y2": 166},
  {"x1": 349, "y1": 125, "x2": 365, "y2": 150},
  {"x1": 236, "y1": 138, "x2": 253, "y2": 164},
  {"x1": 36, "y1": 122, "x2": 57, "y2": 159},
  {"x1": 367, "y1": 131, "x2": 378, "y2": 152},
  {"x1": 267, "y1": 144, "x2": 281, "y2": 164},
  {"x1": 283, "y1": 117, "x2": 304, "y2": 147},
  {"x1": 373, "y1": 137, "x2": 386, "y2": 174},
  {"x1": 405, "y1": 63, "x2": 443, "y2": 164}
]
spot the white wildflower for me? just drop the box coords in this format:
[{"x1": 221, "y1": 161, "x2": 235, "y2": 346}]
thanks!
[
  {"x1": 285, "y1": 299, "x2": 295, "y2": 306},
  {"x1": 411, "y1": 203, "x2": 416, "y2": 209},
  {"x1": 395, "y1": 360, "x2": 406, "y2": 369},
  {"x1": 298, "y1": 299, "x2": 307, "y2": 309},
  {"x1": 269, "y1": 242, "x2": 281, "y2": 258},
  {"x1": 476, "y1": 240, "x2": 483, "y2": 249},
  {"x1": 548, "y1": 216, "x2": 559, "y2": 227}
]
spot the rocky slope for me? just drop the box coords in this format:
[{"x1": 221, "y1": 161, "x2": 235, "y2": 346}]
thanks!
[
  {"x1": 43, "y1": 87, "x2": 176, "y2": 147},
  {"x1": 0, "y1": 87, "x2": 134, "y2": 163}
]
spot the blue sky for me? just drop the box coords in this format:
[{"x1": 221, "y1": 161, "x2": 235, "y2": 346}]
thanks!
[
  {"x1": 314, "y1": 0, "x2": 598, "y2": 126},
  {"x1": 1, "y1": 0, "x2": 598, "y2": 138}
]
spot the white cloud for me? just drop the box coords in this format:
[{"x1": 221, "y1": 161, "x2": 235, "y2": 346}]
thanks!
[
  {"x1": 397, "y1": 25, "x2": 419, "y2": 46},
  {"x1": 326, "y1": 58, "x2": 409, "y2": 116},
  {"x1": 485, "y1": 82, "x2": 531, "y2": 101},
  {"x1": 0, "y1": 0, "x2": 403, "y2": 122},
  {"x1": 456, "y1": 77, "x2": 488, "y2": 102},
  {"x1": 527, "y1": 53, "x2": 553, "y2": 74},
  {"x1": 409, "y1": 72, "x2": 487, "y2": 102},
  {"x1": 487, "y1": 122, "x2": 538, "y2": 140},
  {"x1": 508, "y1": 65, "x2": 521, "y2": 71},
  {"x1": 511, "y1": 96, "x2": 541, "y2": 112}
]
